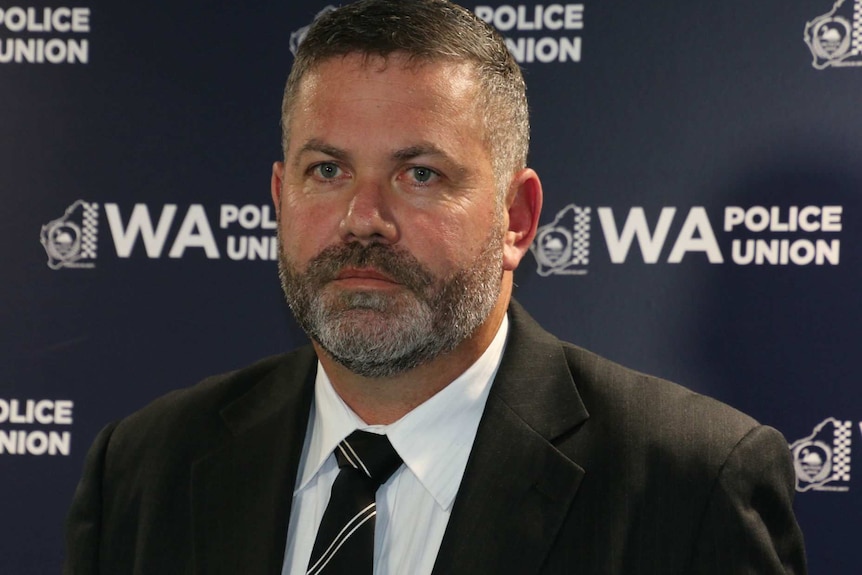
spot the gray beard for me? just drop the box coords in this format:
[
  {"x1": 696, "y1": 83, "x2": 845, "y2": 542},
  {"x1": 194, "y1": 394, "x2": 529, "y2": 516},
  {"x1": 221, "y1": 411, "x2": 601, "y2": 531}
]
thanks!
[{"x1": 278, "y1": 231, "x2": 503, "y2": 378}]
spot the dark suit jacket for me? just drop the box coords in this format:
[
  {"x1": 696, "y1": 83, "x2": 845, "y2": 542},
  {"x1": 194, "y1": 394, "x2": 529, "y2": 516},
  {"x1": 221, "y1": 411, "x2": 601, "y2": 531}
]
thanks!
[{"x1": 65, "y1": 302, "x2": 806, "y2": 574}]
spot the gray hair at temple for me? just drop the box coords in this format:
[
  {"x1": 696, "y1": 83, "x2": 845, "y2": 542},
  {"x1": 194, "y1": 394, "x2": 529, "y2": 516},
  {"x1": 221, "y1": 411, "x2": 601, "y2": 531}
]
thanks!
[{"x1": 280, "y1": 0, "x2": 530, "y2": 196}]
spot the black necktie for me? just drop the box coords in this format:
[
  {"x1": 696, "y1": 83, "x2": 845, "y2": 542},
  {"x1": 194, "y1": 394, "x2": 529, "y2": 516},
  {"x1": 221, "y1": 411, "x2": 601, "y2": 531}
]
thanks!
[{"x1": 306, "y1": 430, "x2": 403, "y2": 575}]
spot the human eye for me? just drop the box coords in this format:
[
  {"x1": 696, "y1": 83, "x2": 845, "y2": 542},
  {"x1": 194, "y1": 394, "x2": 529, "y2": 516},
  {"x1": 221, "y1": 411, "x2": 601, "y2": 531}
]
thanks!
[
  {"x1": 405, "y1": 166, "x2": 439, "y2": 186},
  {"x1": 309, "y1": 162, "x2": 344, "y2": 181}
]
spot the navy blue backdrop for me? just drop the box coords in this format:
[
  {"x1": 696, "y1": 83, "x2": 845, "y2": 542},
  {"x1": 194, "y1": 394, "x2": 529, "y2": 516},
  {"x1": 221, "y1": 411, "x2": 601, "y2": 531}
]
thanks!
[{"x1": 2, "y1": 1, "x2": 860, "y2": 573}]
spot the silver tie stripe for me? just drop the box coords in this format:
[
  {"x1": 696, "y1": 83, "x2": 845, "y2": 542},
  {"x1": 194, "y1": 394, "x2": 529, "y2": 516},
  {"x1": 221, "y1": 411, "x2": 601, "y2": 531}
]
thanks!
[
  {"x1": 307, "y1": 439, "x2": 378, "y2": 575},
  {"x1": 306, "y1": 431, "x2": 402, "y2": 575}
]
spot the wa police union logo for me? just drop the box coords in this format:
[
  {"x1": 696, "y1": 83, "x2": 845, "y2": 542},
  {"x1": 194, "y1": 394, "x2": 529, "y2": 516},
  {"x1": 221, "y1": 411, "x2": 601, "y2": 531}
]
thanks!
[
  {"x1": 530, "y1": 204, "x2": 591, "y2": 276},
  {"x1": 804, "y1": 0, "x2": 862, "y2": 69},
  {"x1": 40, "y1": 200, "x2": 99, "y2": 269},
  {"x1": 289, "y1": 6, "x2": 336, "y2": 56},
  {"x1": 790, "y1": 417, "x2": 853, "y2": 492}
]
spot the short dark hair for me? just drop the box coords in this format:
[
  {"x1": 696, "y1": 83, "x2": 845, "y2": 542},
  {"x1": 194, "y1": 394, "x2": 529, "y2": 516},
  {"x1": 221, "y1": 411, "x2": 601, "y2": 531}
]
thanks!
[{"x1": 281, "y1": 0, "x2": 529, "y2": 193}]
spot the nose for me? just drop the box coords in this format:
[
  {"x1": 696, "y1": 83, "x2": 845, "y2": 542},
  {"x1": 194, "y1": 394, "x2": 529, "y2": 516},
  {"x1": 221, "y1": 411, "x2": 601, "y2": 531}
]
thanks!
[{"x1": 338, "y1": 177, "x2": 399, "y2": 245}]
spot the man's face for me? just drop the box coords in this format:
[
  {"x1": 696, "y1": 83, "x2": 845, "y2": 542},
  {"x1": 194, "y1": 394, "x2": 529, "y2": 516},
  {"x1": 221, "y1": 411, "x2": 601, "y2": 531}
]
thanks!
[{"x1": 273, "y1": 53, "x2": 506, "y2": 378}]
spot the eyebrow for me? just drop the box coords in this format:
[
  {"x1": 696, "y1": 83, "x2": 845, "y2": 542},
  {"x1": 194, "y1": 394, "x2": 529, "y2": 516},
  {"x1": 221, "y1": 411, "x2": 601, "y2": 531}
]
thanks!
[
  {"x1": 392, "y1": 144, "x2": 447, "y2": 161},
  {"x1": 393, "y1": 144, "x2": 469, "y2": 179},
  {"x1": 292, "y1": 139, "x2": 349, "y2": 167}
]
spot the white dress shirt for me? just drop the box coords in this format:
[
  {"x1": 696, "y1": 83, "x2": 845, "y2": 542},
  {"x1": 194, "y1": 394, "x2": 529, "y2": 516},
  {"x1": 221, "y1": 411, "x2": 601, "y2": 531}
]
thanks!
[{"x1": 281, "y1": 315, "x2": 509, "y2": 575}]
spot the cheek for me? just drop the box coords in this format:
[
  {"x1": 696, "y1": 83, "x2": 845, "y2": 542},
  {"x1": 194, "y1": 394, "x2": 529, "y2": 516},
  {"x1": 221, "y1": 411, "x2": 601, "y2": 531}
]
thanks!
[
  {"x1": 405, "y1": 210, "x2": 487, "y2": 271},
  {"x1": 433, "y1": 200, "x2": 500, "y2": 246},
  {"x1": 278, "y1": 197, "x2": 341, "y2": 260}
]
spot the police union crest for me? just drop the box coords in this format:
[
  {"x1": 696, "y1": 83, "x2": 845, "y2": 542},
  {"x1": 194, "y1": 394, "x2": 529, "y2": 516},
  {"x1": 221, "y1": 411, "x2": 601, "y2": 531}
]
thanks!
[
  {"x1": 531, "y1": 204, "x2": 591, "y2": 276},
  {"x1": 40, "y1": 200, "x2": 99, "y2": 270},
  {"x1": 790, "y1": 417, "x2": 852, "y2": 492},
  {"x1": 804, "y1": 0, "x2": 862, "y2": 69}
]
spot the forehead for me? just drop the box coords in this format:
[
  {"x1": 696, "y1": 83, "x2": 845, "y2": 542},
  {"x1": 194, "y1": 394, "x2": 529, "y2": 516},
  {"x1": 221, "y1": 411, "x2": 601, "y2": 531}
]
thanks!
[
  {"x1": 290, "y1": 52, "x2": 482, "y2": 132},
  {"x1": 302, "y1": 51, "x2": 478, "y2": 90}
]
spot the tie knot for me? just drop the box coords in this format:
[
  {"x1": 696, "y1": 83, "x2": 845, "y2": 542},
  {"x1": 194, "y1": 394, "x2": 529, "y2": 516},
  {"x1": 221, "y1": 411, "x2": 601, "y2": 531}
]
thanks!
[{"x1": 335, "y1": 430, "x2": 402, "y2": 488}]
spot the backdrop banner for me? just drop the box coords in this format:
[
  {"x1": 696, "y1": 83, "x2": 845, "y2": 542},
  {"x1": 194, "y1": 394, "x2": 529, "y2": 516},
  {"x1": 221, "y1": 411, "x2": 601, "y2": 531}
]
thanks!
[{"x1": 1, "y1": 1, "x2": 860, "y2": 573}]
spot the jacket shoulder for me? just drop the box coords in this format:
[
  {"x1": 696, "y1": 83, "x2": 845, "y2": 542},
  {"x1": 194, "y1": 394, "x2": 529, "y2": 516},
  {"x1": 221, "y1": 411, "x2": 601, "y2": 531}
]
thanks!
[
  {"x1": 555, "y1": 341, "x2": 791, "y2": 499},
  {"x1": 561, "y1": 341, "x2": 760, "y2": 440},
  {"x1": 106, "y1": 347, "x2": 316, "y2": 460}
]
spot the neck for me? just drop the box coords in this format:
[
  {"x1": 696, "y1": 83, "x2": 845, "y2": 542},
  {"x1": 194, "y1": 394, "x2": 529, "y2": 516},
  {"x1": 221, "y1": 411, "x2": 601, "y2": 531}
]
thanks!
[{"x1": 316, "y1": 277, "x2": 513, "y2": 425}]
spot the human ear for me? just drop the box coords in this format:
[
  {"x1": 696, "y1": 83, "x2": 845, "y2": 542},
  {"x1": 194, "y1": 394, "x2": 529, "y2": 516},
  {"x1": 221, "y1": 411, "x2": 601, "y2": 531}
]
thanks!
[
  {"x1": 502, "y1": 168, "x2": 543, "y2": 271},
  {"x1": 271, "y1": 162, "x2": 285, "y2": 210}
]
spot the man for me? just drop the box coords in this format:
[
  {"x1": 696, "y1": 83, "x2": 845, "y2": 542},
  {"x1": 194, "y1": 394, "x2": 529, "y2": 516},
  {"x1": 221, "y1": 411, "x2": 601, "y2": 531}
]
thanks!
[{"x1": 65, "y1": 0, "x2": 807, "y2": 573}]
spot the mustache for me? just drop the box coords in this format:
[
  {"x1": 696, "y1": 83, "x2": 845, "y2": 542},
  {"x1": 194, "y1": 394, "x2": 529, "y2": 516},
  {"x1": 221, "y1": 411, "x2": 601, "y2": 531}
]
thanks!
[{"x1": 305, "y1": 242, "x2": 435, "y2": 293}]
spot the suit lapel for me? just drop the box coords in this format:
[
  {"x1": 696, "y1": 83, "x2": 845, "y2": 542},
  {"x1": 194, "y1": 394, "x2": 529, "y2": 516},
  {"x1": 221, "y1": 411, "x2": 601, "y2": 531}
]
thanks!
[
  {"x1": 190, "y1": 349, "x2": 317, "y2": 575},
  {"x1": 432, "y1": 302, "x2": 589, "y2": 575}
]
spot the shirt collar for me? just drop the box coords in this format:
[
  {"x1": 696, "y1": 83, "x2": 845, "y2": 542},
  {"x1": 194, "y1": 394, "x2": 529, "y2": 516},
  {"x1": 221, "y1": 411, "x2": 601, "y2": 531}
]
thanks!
[{"x1": 296, "y1": 314, "x2": 509, "y2": 510}]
